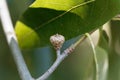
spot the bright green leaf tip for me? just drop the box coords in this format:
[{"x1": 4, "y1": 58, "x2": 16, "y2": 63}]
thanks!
[{"x1": 15, "y1": 21, "x2": 40, "y2": 49}]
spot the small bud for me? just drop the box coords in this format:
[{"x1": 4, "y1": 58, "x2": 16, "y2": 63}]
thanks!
[{"x1": 50, "y1": 34, "x2": 65, "y2": 50}]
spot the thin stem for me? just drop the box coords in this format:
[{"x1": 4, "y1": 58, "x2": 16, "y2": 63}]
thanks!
[
  {"x1": 85, "y1": 33, "x2": 98, "y2": 80},
  {"x1": 72, "y1": 35, "x2": 86, "y2": 48},
  {"x1": 36, "y1": 49, "x2": 69, "y2": 80},
  {"x1": 56, "y1": 49, "x2": 61, "y2": 57},
  {"x1": 0, "y1": 0, "x2": 33, "y2": 80},
  {"x1": 36, "y1": 35, "x2": 86, "y2": 80}
]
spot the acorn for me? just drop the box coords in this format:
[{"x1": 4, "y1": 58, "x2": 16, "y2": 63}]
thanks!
[{"x1": 50, "y1": 34, "x2": 65, "y2": 50}]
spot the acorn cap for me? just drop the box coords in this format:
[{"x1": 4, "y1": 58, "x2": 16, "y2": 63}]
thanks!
[{"x1": 50, "y1": 34, "x2": 65, "y2": 50}]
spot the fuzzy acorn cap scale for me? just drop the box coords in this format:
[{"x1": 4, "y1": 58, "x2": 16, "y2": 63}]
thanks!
[{"x1": 50, "y1": 34, "x2": 65, "y2": 50}]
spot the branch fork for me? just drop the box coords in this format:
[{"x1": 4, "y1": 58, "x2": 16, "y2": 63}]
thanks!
[{"x1": 37, "y1": 34, "x2": 75, "y2": 80}]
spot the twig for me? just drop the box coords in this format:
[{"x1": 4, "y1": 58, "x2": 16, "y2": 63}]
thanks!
[
  {"x1": 85, "y1": 33, "x2": 98, "y2": 80},
  {"x1": 36, "y1": 35, "x2": 85, "y2": 80},
  {"x1": 56, "y1": 49, "x2": 61, "y2": 57},
  {"x1": 0, "y1": 0, "x2": 34, "y2": 80},
  {"x1": 36, "y1": 47, "x2": 72, "y2": 80}
]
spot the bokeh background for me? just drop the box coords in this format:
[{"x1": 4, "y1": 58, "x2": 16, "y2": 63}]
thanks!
[{"x1": 0, "y1": 0, "x2": 120, "y2": 80}]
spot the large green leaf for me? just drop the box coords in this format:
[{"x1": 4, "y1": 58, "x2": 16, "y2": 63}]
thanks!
[
  {"x1": 107, "y1": 20, "x2": 120, "y2": 80},
  {"x1": 15, "y1": 0, "x2": 120, "y2": 49}
]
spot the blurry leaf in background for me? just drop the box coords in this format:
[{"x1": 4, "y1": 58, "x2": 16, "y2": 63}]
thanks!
[
  {"x1": 108, "y1": 52, "x2": 120, "y2": 80},
  {"x1": 94, "y1": 27, "x2": 110, "y2": 80},
  {"x1": 15, "y1": 0, "x2": 120, "y2": 49},
  {"x1": 7, "y1": 0, "x2": 34, "y2": 25},
  {"x1": 107, "y1": 20, "x2": 120, "y2": 80},
  {"x1": 97, "y1": 29, "x2": 109, "y2": 51},
  {"x1": 110, "y1": 20, "x2": 120, "y2": 55},
  {"x1": 95, "y1": 46, "x2": 108, "y2": 80}
]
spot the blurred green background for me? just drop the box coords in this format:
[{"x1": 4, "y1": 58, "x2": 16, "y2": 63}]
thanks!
[{"x1": 1, "y1": 0, "x2": 120, "y2": 80}]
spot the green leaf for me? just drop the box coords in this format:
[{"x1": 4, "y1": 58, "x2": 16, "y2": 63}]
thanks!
[
  {"x1": 85, "y1": 33, "x2": 108, "y2": 80},
  {"x1": 98, "y1": 29, "x2": 109, "y2": 51},
  {"x1": 108, "y1": 52, "x2": 120, "y2": 80},
  {"x1": 8, "y1": 0, "x2": 34, "y2": 24},
  {"x1": 95, "y1": 46, "x2": 108, "y2": 80},
  {"x1": 15, "y1": 0, "x2": 120, "y2": 49},
  {"x1": 107, "y1": 20, "x2": 120, "y2": 80}
]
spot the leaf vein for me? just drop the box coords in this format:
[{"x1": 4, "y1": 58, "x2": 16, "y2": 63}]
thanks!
[{"x1": 22, "y1": 0, "x2": 95, "y2": 40}]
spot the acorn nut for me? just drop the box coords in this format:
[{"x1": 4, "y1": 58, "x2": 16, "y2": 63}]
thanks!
[{"x1": 50, "y1": 34, "x2": 65, "y2": 50}]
